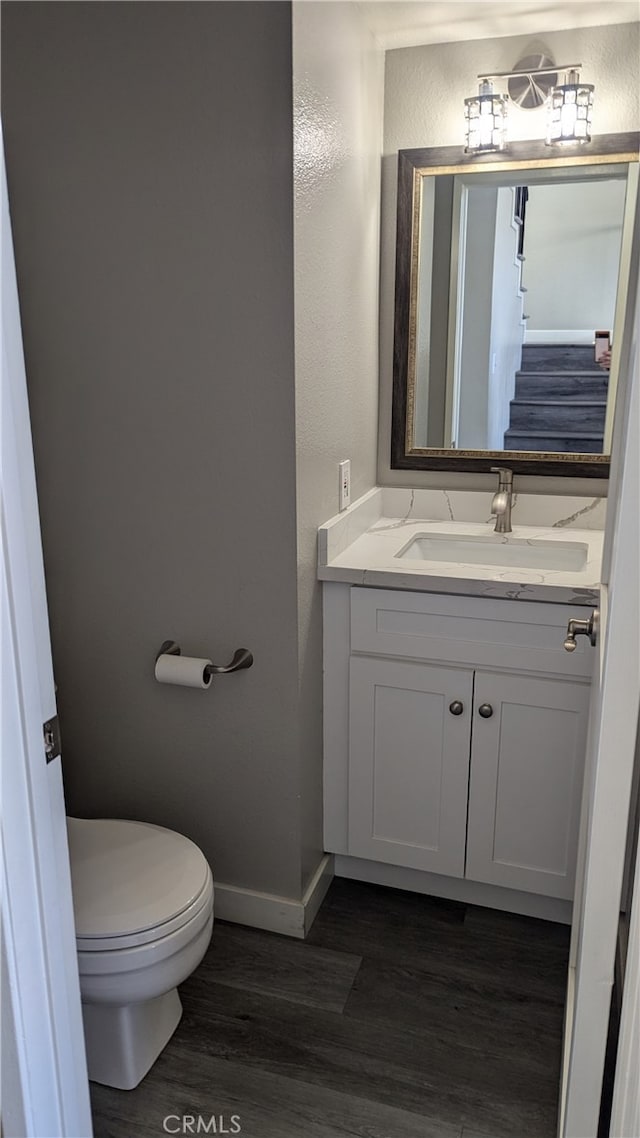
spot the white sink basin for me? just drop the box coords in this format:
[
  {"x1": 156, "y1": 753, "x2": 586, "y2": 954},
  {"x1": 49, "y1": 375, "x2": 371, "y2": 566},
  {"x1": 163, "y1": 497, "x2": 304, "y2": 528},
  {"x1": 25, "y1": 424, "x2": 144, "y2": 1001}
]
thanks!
[{"x1": 395, "y1": 532, "x2": 589, "y2": 572}]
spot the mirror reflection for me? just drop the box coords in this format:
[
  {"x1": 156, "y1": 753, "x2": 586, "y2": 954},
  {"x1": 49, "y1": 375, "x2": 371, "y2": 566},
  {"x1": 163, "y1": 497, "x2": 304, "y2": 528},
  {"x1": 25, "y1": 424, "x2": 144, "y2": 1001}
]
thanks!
[
  {"x1": 414, "y1": 165, "x2": 628, "y2": 455},
  {"x1": 391, "y1": 134, "x2": 640, "y2": 477}
]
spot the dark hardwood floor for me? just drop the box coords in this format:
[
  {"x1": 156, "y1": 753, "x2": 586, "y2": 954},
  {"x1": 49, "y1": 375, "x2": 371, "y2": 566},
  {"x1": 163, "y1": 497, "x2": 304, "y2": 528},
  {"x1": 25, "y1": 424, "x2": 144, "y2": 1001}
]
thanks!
[{"x1": 91, "y1": 878, "x2": 570, "y2": 1138}]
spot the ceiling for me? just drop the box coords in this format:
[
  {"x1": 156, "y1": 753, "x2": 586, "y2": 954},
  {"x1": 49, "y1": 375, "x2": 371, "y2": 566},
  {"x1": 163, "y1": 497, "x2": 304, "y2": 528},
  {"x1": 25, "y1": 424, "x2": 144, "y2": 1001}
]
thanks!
[{"x1": 356, "y1": 1, "x2": 640, "y2": 50}]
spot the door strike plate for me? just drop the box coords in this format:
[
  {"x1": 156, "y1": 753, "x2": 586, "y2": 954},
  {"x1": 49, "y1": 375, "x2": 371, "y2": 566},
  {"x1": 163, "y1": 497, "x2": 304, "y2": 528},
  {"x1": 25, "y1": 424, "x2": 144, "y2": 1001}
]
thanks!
[{"x1": 43, "y1": 715, "x2": 62, "y2": 763}]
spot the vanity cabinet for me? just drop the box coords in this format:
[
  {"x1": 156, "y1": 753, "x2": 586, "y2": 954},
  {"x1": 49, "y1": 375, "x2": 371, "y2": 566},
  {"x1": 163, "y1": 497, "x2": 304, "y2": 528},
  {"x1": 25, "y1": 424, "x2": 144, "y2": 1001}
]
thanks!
[{"x1": 324, "y1": 584, "x2": 594, "y2": 912}]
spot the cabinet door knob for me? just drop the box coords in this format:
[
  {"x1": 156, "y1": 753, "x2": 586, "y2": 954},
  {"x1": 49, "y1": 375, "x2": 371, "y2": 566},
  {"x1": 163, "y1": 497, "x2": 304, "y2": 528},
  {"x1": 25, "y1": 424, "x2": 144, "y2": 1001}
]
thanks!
[
  {"x1": 449, "y1": 700, "x2": 464, "y2": 716},
  {"x1": 478, "y1": 703, "x2": 494, "y2": 718}
]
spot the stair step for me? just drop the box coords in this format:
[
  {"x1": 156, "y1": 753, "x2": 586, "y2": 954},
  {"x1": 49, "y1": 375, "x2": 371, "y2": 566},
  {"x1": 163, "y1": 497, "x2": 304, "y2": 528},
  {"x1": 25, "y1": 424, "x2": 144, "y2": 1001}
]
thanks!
[
  {"x1": 515, "y1": 373, "x2": 609, "y2": 398},
  {"x1": 511, "y1": 399, "x2": 608, "y2": 405},
  {"x1": 521, "y1": 344, "x2": 599, "y2": 371},
  {"x1": 509, "y1": 399, "x2": 607, "y2": 432},
  {"x1": 504, "y1": 430, "x2": 603, "y2": 454},
  {"x1": 517, "y1": 369, "x2": 605, "y2": 376},
  {"x1": 512, "y1": 373, "x2": 605, "y2": 396}
]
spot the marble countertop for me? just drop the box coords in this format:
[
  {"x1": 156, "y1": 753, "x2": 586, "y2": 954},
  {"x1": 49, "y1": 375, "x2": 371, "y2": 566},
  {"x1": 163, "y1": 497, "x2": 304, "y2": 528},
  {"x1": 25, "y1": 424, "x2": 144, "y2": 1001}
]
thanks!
[{"x1": 318, "y1": 488, "x2": 604, "y2": 606}]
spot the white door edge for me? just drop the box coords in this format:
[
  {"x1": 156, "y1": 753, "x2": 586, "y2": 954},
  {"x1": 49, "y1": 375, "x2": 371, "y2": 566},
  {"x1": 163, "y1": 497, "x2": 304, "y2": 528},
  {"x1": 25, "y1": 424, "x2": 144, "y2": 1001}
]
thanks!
[
  {"x1": 559, "y1": 206, "x2": 640, "y2": 1136},
  {"x1": 610, "y1": 806, "x2": 640, "y2": 1137},
  {"x1": 1, "y1": 126, "x2": 92, "y2": 1138}
]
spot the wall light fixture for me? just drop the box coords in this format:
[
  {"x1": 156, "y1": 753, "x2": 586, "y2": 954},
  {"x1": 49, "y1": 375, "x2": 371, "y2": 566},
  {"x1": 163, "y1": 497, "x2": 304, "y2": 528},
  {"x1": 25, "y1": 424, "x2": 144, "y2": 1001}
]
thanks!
[
  {"x1": 464, "y1": 80, "x2": 508, "y2": 153},
  {"x1": 546, "y1": 69, "x2": 595, "y2": 145},
  {"x1": 464, "y1": 58, "x2": 595, "y2": 151}
]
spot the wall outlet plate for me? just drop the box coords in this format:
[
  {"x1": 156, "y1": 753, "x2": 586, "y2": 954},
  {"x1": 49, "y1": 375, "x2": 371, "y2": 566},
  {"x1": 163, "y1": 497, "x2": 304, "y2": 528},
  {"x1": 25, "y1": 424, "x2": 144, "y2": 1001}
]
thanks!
[{"x1": 339, "y1": 459, "x2": 351, "y2": 511}]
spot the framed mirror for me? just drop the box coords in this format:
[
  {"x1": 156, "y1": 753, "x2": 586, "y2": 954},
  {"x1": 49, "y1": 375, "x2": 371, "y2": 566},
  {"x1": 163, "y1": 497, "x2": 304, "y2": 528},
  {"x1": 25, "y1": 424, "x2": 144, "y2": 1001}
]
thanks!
[{"x1": 391, "y1": 133, "x2": 639, "y2": 476}]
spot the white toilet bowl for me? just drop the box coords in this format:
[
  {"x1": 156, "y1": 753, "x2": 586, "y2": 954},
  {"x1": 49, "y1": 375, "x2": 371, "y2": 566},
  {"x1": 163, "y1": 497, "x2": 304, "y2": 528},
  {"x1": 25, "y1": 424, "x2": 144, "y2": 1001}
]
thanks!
[{"x1": 67, "y1": 817, "x2": 214, "y2": 1090}]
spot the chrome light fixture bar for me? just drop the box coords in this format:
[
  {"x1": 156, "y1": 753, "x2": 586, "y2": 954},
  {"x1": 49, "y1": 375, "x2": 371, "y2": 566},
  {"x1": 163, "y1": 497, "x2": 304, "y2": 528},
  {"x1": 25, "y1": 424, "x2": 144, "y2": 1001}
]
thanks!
[{"x1": 480, "y1": 63, "x2": 582, "y2": 82}]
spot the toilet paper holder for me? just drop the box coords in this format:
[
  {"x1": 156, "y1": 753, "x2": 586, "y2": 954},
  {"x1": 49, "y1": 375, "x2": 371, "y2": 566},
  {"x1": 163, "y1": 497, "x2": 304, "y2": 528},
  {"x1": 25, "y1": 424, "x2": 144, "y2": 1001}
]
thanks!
[{"x1": 156, "y1": 640, "x2": 253, "y2": 676}]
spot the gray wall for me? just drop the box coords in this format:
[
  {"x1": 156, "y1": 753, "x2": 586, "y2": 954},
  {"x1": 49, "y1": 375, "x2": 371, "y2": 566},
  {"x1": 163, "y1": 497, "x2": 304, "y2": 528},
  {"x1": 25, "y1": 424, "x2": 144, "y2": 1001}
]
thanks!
[
  {"x1": 2, "y1": 1, "x2": 310, "y2": 899},
  {"x1": 292, "y1": 2, "x2": 383, "y2": 888}
]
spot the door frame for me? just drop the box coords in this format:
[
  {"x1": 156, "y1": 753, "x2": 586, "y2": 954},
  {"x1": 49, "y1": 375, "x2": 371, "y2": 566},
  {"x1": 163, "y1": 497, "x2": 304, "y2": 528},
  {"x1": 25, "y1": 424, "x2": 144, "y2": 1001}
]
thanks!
[
  {"x1": 610, "y1": 805, "x2": 640, "y2": 1136},
  {"x1": 559, "y1": 168, "x2": 640, "y2": 1137},
  {"x1": 1, "y1": 131, "x2": 92, "y2": 1137}
]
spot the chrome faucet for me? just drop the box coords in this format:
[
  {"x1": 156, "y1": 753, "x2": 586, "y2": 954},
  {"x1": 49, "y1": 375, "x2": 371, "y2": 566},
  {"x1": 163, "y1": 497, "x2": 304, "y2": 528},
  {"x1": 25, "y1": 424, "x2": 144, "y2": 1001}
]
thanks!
[{"x1": 491, "y1": 467, "x2": 514, "y2": 534}]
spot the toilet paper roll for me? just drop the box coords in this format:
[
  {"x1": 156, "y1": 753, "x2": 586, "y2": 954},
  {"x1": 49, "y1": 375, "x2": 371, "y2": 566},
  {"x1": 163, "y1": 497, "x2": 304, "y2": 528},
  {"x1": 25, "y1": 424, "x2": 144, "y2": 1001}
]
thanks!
[{"x1": 154, "y1": 653, "x2": 213, "y2": 689}]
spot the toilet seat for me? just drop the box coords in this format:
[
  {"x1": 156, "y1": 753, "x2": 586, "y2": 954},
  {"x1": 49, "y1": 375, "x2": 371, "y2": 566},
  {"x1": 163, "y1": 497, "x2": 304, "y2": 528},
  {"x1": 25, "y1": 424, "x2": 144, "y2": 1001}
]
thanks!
[
  {"x1": 76, "y1": 884, "x2": 213, "y2": 979},
  {"x1": 76, "y1": 871, "x2": 214, "y2": 954},
  {"x1": 67, "y1": 817, "x2": 212, "y2": 951}
]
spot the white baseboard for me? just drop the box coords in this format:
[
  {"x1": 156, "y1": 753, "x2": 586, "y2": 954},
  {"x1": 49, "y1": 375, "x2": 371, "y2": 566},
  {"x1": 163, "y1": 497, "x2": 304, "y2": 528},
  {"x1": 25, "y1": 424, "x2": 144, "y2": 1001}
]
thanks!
[
  {"x1": 525, "y1": 329, "x2": 596, "y2": 346},
  {"x1": 303, "y1": 852, "x2": 335, "y2": 936},
  {"x1": 333, "y1": 854, "x2": 573, "y2": 924},
  {"x1": 214, "y1": 850, "x2": 570, "y2": 932},
  {"x1": 213, "y1": 854, "x2": 334, "y2": 939}
]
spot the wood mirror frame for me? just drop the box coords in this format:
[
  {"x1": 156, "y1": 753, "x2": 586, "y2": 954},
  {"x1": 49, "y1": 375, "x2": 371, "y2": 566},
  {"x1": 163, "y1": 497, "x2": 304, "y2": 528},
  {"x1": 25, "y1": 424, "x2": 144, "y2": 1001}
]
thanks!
[{"x1": 390, "y1": 132, "x2": 639, "y2": 477}]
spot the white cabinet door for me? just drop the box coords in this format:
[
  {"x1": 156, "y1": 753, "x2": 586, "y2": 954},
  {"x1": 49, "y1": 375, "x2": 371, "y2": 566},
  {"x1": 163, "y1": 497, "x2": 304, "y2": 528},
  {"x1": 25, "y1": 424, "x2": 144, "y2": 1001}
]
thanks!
[
  {"x1": 466, "y1": 670, "x2": 590, "y2": 899},
  {"x1": 348, "y1": 657, "x2": 473, "y2": 876}
]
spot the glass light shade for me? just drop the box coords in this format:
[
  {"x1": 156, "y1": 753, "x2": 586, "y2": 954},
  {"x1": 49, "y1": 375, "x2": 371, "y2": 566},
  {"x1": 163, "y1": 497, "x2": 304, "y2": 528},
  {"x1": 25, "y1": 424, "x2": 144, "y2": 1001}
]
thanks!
[
  {"x1": 464, "y1": 81, "x2": 508, "y2": 153},
  {"x1": 546, "y1": 72, "x2": 594, "y2": 144}
]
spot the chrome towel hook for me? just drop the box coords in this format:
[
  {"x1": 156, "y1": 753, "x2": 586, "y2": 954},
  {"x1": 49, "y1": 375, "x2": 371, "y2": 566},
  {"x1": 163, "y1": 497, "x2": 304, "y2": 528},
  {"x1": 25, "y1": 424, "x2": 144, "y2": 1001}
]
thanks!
[{"x1": 563, "y1": 610, "x2": 599, "y2": 652}]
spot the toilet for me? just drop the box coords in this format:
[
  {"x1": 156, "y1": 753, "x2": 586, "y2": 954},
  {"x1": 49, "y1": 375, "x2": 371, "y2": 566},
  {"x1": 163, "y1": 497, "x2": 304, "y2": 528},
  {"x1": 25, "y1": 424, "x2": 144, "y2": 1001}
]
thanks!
[{"x1": 66, "y1": 817, "x2": 214, "y2": 1090}]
